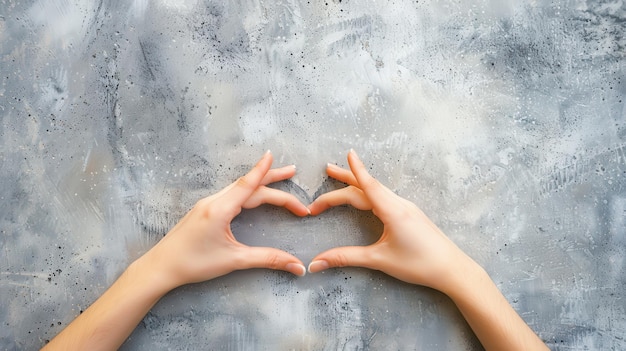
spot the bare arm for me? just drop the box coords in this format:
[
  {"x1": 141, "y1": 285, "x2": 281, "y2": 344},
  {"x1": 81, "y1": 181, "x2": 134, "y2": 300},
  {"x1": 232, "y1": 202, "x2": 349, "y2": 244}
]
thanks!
[
  {"x1": 42, "y1": 151, "x2": 308, "y2": 351},
  {"x1": 40, "y1": 258, "x2": 171, "y2": 351},
  {"x1": 307, "y1": 150, "x2": 548, "y2": 351},
  {"x1": 445, "y1": 261, "x2": 546, "y2": 351}
]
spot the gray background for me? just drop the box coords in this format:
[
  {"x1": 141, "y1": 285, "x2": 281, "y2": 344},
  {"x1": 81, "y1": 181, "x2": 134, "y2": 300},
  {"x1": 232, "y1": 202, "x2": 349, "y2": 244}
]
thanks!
[{"x1": 1, "y1": 0, "x2": 625, "y2": 350}]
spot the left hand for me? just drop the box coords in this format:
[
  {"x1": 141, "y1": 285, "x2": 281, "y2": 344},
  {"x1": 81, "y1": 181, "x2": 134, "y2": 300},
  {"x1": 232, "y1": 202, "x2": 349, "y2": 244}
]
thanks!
[{"x1": 135, "y1": 151, "x2": 309, "y2": 293}]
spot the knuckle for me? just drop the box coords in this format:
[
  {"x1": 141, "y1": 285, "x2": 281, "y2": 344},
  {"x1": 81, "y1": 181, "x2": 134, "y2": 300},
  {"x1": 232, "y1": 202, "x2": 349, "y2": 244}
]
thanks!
[
  {"x1": 232, "y1": 249, "x2": 248, "y2": 270},
  {"x1": 236, "y1": 176, "x2": 252, "y2": 189},
  {"x1": 346, "y1": 185, "x2": 360, "y2": 196},
  {"x1": 194, "y1": 197, "x2": 210, "y2": 209},
  {"x1": 265, "y1": 253, "x2": 282, "y2": 270},
  {"x1": 334, "y1": 252, "x2": 349, "y2": 267},
  {"x1": 346, "y1": 187, "x2": 367, "y2": 206},
  {"x1": 196, "y1": 200, "x2": 224, "y2": 219},
  {"x1": 369, "y1": 246, "x2": 385, "y2": 265}
]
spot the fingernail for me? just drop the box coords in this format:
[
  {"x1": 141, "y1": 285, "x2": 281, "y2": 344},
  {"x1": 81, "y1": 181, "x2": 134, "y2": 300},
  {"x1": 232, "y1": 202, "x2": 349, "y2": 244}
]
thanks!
[
  {"x1": 286, "y1": 263, "x2": 306, "y2": 277},
  {"x1": 265, "y1": 149, "x2": 271, "y2": 155},
  {"x1": 308, "y1": 260, "x2": 329, "y2": 273},
  {"x1": 349, "y1": 148, "x2": 359, "y2": 159}
]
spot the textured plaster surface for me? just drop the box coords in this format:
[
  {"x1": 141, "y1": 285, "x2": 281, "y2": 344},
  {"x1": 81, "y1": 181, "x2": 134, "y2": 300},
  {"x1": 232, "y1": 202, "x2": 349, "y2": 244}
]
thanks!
[{"x1": 0, "y1": 0, "x2": 625, "y2": 350}]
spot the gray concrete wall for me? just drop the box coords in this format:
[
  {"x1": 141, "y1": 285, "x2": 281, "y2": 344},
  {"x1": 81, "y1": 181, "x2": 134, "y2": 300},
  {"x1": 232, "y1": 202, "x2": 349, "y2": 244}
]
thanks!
[{"x1": 0, "y1": 0, "x2": 624, "y2": 350}]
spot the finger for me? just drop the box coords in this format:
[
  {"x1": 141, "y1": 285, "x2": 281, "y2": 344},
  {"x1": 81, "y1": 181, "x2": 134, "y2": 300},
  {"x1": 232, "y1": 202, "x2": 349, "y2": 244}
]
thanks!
[
  {"x1": 237, "y1": 246, "x2": 306, "y2": 276},
  {"x1": 326, "y1": 163, "x2": 358, "y2": 186},
  {"x1": 242, "y1": 187, "x2": 310, "y2": 216},
  {"x1": 308, "y1": 186, "x2": 372, "y2": 215},
  {"x1": 260, "y1": 165, "x2": 297, "y2": 185},
  {"x1": 347, "y1": 149, "x2": 396, "y2": 217},
  {"x1": 223, "y1": 151, "x2": 273, "y2": 209},
  {"x1": 308, "y1": 246, "x2": 374, "y2": 273}
]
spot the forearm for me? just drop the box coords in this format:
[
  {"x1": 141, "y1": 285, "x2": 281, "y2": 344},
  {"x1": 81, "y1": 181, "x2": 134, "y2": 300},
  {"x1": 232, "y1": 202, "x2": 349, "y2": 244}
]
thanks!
[
  {"x1": 444, "y1": 259, "x2": 548, "y2": 351},
  {"x1": 42, "y1": 258, "x2": 172, "y2": 351}
]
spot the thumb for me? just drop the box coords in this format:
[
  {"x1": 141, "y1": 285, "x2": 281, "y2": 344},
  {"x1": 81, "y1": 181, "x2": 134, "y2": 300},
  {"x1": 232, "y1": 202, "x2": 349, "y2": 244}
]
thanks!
[
  {"x1": 238, "y1": 246, "x2": 306, "y2": 277},
  {"x1": 308, "y1": 246, "x2": 373, "y2": 273}
]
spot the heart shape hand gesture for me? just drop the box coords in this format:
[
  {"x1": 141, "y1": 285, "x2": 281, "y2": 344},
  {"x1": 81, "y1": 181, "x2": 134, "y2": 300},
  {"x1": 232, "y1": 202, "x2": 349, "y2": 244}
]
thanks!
[
  {"x1": 44, "y1": 150, "x2": 549, "y2": 351},
  {"x1": 140, "y1": 149, "x2": 473, "y2": 295}
]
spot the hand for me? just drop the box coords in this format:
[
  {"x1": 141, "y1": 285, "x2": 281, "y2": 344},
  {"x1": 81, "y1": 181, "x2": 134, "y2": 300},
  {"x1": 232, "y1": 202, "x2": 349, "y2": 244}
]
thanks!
[
  {"x1": 136, "y1": 151, "x2": 309, "y2": 293},
  {"x1": 307, "y1": 150, "x2": 474, "y2": 294},
  {"x1": 42, "y1": 151, "x2": 312, "y2": 351}
]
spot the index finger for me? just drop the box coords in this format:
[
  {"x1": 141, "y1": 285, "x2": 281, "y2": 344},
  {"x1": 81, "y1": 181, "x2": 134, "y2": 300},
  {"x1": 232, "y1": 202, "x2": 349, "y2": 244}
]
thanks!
[
  {"x1": 347, "y1": 149, "x2": 397, "y2": 218},
  {"x1": 223, "y1": 150, "x2": 274, "y2": 211}
]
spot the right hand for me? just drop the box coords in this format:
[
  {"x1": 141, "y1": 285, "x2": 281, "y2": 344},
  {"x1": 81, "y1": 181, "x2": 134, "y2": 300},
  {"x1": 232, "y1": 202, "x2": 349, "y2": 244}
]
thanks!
[{"x1": 307, "y1": 150, "x2": 477, "y2": 294}]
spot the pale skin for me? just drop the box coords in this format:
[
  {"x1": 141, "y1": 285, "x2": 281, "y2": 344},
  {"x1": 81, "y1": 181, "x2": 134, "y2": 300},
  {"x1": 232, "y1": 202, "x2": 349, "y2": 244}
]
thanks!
[
  {"x1": 42, "y1": 151, "x2": 309, "y2": 351},
  {"x1": 308, "y1": 150, "x2": 549, "y2": 351},
  {"x1": 42, "y1": 150, "x2": 548, "y2": 351}
]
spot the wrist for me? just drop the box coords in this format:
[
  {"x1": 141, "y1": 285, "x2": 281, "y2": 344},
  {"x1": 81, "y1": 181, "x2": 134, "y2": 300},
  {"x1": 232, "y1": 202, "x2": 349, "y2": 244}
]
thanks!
[
  {"x1": 437, "y1": 253, "x2": 489, "y2": 300},
  {"x1": 126, "y1": 254, "x2": 179, "y2": 299}
]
